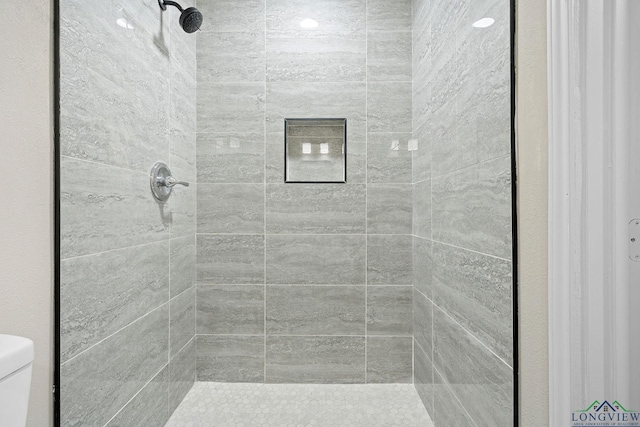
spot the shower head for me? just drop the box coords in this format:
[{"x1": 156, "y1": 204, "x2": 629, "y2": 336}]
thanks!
[{"x1": 158, "y1": 0, "x2": 203, "y2": 33}]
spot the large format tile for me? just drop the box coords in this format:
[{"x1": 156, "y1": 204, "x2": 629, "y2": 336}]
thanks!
[
  {"x1": 367, "y1": 83, "x2": 412, "y2": 133},
  {"x1": 414, "y1": 339, "x2": 434, "y2": 416},
  {"x1": 432, "y1": 156, "x2": 512, "y2": 259},
  {"x1": 168, "y1": 179, "x2": 196, "y2": 239},
  {"x1": 433, "y1": 307, "x2": 513, "y2": 426},
  {"x1": 197, "y1": 32, "x2": 266, "y2": 82},
  {"x1": 367, "y1": 0, "x2": 412, "y2": 30},
  {"x1": 266, "y1": 184, "x2": 366, "y2": 234},
  {"x1": 366, "y1": 286, "x2": 412, "y2": 336},
  {"x1": 170, "y1": 287, "x2": 195, "y2": 359},
  {"x1": 412, "y1": 122, "x2": 432, "y2": 184},
  {"x1": 104, "y1": 366, "x2": 169, "y2": 427},
  {"x1": 197, "y1": 184, "x2": 265, "y2": 233},
  {"x1": 266, "y1": 286, "x2": 365, "y2": 335},
  {"x1": 367, "y1": 235, "x2": 412, "y2": 285},
  {"x1": 196, "y1": 335, "x2": 265, "y2": 382},
  {"x1": 197, "y1": 82, "x2": 265, "y2": 133},
  {"x1": 432, "y1": 242, "x2": 513, "y2": 364},
  {"x1": 266, "y1": 0, "x2": 366, "y2": 34},
  {"x1": 366, "y1": 133, "x2": 412, "y2": 184},
  {"x1": 60, "y1": 241, "x2": 169, "y2": 362},
  {"x1": 169, "y1": 338, "x2": 195, "y2": 416},
  {"x1": 61, "y1": 157, "x2": 170, "y2": 258},
  {"x1": 266, "y1": 235, "x2": 366, "y2": 285},
  {"x1": 265, "y1": 82, "x2": 366, "y2": 133},
  {"x1": 197, "y1": 285, "x2": 265, "y2": 334},
  {"x1": 413, "y1": 289, "x2": 432, "y2": 357},
  {"x1": 196, "y1": 0, "x2": 265, "y2": 32},
  {"x1": 197, "y1": 234, "x2": 265, "y2": 284},
  {"x1": 170, "y1": 236, "x2": 196, "y2": 298},
  {"x1": 413, "y1": 237, "x2": 433, "y2": 298},
  {"x1": 266, "y1": 336, "x2": 365, "y2": 383},
  {"x1": 366, "y1": 337, "x2": 412, "y2": 383},
  {"x1": 413, "y1": 179, "x2": 432, "y2": 238},
  {"x1": 197, "y1": 132, "x2": 265, "y2": 184},
  {"x1": 433, "y1": 369, "x2": 476, "y2": 427},
  {"x1": 367, "y1": 31, "x2": 412, "y2": 82},
  {"x1": 266, "y1": 33, "x2": 366, "y2": 82},
  {"x1": 60, "y1": 305, "x2": 169, "y2": 427},
  {"x1": 367, "y1": 184, "x2": 412, "y2": 234}
]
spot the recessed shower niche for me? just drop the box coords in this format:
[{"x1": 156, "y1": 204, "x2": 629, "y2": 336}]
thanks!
[{"x1": 284, "y1": 118, "x2": 347, "y2": 183}]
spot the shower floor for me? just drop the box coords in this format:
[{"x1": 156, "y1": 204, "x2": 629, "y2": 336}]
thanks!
[{"x1": 165, "y1": 382, "x2": 434, "y2": 427}]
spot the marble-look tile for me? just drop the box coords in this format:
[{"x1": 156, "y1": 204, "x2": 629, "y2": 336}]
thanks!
[
  {"x1": 414, "y1": 340, "x2": 434, "y2": 416},
  {"x1": 367, "y1": 235, "x2": 412, "y2": 285},
  {"x1": 197, "y1": 285, "x2": 265, "y2": 334},
  {"x1": 266, "y1": 336, "x2": 365, "y2": 383},
  {"x1": 463, "y1": 0, "x2": 511, "y2": 73},
  {"x1": 413, "y1": 179, "x2": 431, "y2": 238},
  {"x1": 170, "y1": 125, "x2": 196, "y2": 186},
  {"x1": 60, "y1": 160, "x2": 172, "y2": 259},
  {"x1": 266, "y1": 285, "x2": 365, "y2": 335},
  {"x1": 412, "y1": 1, "x2": 431, "y2": 84},
  {"x1": 169, "y1": 338, "x2": 195, "y2": 416},
  {"x1": 169, "y1": 7, "x2": 197, "y2": 70},
  {"x1": 168, "y1": 179, "x2": 196, "y2": 239},
  {"x1": 197, "y1": 82, "x2": 265, "y2": 133},
  {"x1": 366, "y1": 337, "x2": 412, "y2": 383},
  {"x1": 413, "y1": 289, "x2": 432, "y2": 357},
  {"x1": 266, "y1": 0, "x2": 366, "y2": 34},
  {"x1": 196, "y1": 0, "x2": 265, "y2": 32},
  {"x1": 197, "y1": 132, "x2": 265, "y2": 183},
  {"x1": 367, "y1": 286, "x2": 412, "y2": 336},
  {"x1": 170, "y1": 287, "x2": 195, "y2": 359},
  {"x1": 266, "y1": 184, "x2": 366, "y2": 234},
  {"x1": 267, "y1": 132, "x2": 366, "y2": 184},
  {"x1": 60, "y1": 241, "x2": 169, "y2": 362},
  {"x1": 197, "y1": 235, "x2": 265, "y2": 284},
  {"x1": 196, "y1": 335, "x2": 265, "y2": 382},
  {"x1": 431, "y1": 156, "x2": 512, "y2": 259},
  {"x1": 412, "y1": 71, "x2": 431, "y2": 132},
  {"x1": 197, "y1": 184, "x2": 265, "y2": 233},
  {"x1": 265, "y1": 82, "x2": 366, "y2": 133},
  {"x1": 433, "y1": 307, "x2": 513, "y2": 426},
  {"x1": 266, "y1": 235, "x2": 366, "y2": 285},
  {"x1": 433, "y1": 369, "x2": 476, "y2": 427},
  {"x1": 170, "y1": 63, "x2": 197, "y2": 138},
  {"x1": 197, "y1": 32, "x2": 266, "y2": 82},
  {"x1": 412, "y1": 122, "x2": 432, "y2": 184},
  {"x1": 104, "y1": 366, "x2": 169, "y2": 427},
  {"x1": 266, "y1": 33, "x2": 366, "y2": 82},
  {"x1": 367, "y1": 184, "x2": 412, "y2": 234},
  {"x1": 430, "y1": 0, "x2": 466, "y2": 62},
  {"x1": 367, "y1": 83, "x2": 412, "y2": 133},
  {"x1": 170, "y1": 236, "x2": 196, "y2": 298},
  {"x1": 432, "y1": 242, "x2": 512, "y2": 364},
  {"x1": 60, "y1": 65, "x2": 169, "y2": 174},
  {"x1": 366, "y1": 133, "x2": 412, "y2": 184},
  {"x1": 367, "y1": 31, "x2": 412, "y2": 82},
  {"x1": 60, "y1": 305, "x2": 169, "y2": 427},
  {"x1": 428, "y1": 102, "x2": 458, "y2": 179},
  {"x1": 413, "y1": 237, "x2": 433, "y2": 298},
  {"x1": 367, "y1": 0, "x2": 412, "y2": 30}
]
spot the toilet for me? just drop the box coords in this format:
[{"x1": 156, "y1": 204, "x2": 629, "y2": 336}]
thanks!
[{"x1": 0, "y1": 335, "x2": 34, "y2": 427}]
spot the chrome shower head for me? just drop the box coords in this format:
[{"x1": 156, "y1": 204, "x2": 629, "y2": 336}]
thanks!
[{"x1": 158, "y1": 0, "x2": 203, "y2": 33}]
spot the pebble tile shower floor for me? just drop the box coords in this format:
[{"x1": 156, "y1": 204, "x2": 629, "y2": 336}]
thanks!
[{"x1": 165, "y1": 383, "x2": 434, "y2": 426}]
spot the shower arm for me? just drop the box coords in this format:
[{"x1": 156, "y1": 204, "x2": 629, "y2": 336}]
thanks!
[{"x1": 158, "y1": 0, "x2": 184, "y2": 12}]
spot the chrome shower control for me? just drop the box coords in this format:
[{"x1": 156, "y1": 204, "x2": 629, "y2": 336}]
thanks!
[{"x1": 150, "y1": 161, "x2": 190, "y2": 202}]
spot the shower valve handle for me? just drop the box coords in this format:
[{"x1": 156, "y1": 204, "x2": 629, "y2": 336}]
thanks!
[{"x1": 163, "y1": 176, "x2": 190, "y2": 188}]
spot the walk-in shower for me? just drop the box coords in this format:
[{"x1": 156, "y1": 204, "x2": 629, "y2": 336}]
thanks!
[{"x1": 55, "y1": 0, "x2": 516, "y2": 425}]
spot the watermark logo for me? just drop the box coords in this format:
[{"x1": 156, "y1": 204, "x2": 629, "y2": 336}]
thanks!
[{"x1": 571, "y1": 400, "x2": 639, "y2": 426}]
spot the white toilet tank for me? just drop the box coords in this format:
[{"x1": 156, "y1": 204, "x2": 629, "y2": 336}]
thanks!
[{"x1": 0, "y1": 335, "x2": 34, "y2": 427}]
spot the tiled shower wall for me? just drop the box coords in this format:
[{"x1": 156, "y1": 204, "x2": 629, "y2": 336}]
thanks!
[
  {"x1": 195, "y1": 0, "x2": 414, "y2": 383},
  {"x1": 411, "y1": 0, "x2": 514, "y2": 425},
  {"x1": 59, "y1": 1, "x2": 196, "y2": 425}
]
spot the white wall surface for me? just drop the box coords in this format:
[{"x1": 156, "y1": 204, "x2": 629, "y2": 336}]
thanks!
[
  {"x1": 516, "y1": 0, "x2": 549, "y2": 425},
  {"x1": 0, "y1": 1, "x2": 54, "y2": 426}
]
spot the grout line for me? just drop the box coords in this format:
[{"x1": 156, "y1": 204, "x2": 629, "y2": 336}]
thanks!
[
  {"x1": 364, "y1": 0, "x2": 369, "y2": 385},
  {"x1": 432, "y1": 365, "x2": 480, "y2": 427},
  {"x1": 60, "y1": 155, "x2": 152, "y2": 178},
  {"x1": 60, "y1": 239, "x2": 171, "y2": 262},
  {"x1": 428, "y1": 153, "x2": 512, "y2": 180},
  {"x1": 263, "y1": 0, "x2": 268, "y2": 385},
  {"x1": 429, "y1": 238, "x2": 513, "y2": 262},
  {"x1": 195, "y1": 333, "x2": 410, "y2": 338}
]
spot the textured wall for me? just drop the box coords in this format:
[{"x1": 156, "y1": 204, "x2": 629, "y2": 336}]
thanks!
[
  {"x1": 194, "y1": 0, "x2": 414, "y2": 384},
  {"x1": 0, "y1": 1, "x2": 53, "y2": 425},
  {"x1": 59, "y1": 0, "x2": 196, "y2": 424},
  {"x1": 411, "y1": 0, "x2": 514, "y2": 425}
]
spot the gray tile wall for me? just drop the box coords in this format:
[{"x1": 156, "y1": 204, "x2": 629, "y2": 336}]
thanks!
[
  {"x1": 195, "y1": 0, "x2": 413, "y2": 384},
  {"x1": 411, "y1": 0, "x2": 514, "y2": 425},
  {"x1": 59, "y1": 0, "x2": 196, "y2": 425}
]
